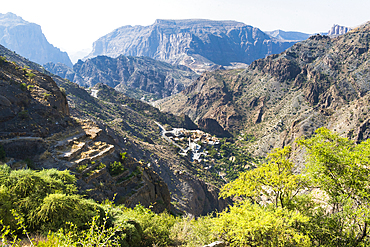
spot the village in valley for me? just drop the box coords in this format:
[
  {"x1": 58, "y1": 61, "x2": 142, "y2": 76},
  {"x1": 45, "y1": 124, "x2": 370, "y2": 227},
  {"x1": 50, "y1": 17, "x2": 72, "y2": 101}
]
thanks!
[{"x1": 156, "y1": 122, "x2": 221, "y2": 163}]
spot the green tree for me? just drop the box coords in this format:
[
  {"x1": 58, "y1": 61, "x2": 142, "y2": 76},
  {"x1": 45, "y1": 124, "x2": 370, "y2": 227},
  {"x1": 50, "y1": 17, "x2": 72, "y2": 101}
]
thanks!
[
  {"x1": 220, "y1": 146, "x2": 307, "y2": 209},
  {"x1": 298, "y1": 127, "x2": 370, "y2": 246},
  {"x1": 217, "y1": 146, "x2": 311, "y2": 246}
]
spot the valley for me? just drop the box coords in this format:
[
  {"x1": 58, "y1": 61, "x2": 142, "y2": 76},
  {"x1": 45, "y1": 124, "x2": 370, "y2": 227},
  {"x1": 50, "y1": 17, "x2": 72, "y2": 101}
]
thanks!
[{"x1": 0, "y1": 10, "x2": 370, "y2": 246}]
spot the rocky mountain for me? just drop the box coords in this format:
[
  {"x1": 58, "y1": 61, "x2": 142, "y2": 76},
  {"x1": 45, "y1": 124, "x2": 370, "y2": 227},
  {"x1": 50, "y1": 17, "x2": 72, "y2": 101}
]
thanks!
[
  {"x1": 265, "y1": 30, "x2": 311, "y2": 41},
  {"x1": 44, "y1": 55, "x2": 198, "y2": 100},
  {"x1": 328, "y1": 24, "x2": 351, "y2": 36},
  {"x1": 86, "y1": 19, "x2": 298, "y2": 72},
  {"x1": 159, "y1": 21, "x2": 370, "y2": 160},
  {"x1": 0, "y1": 12, "x2": 72, "y2": 67},
  {"x1": 0, "y1": 44, "x2": 230, "y2": 216}
]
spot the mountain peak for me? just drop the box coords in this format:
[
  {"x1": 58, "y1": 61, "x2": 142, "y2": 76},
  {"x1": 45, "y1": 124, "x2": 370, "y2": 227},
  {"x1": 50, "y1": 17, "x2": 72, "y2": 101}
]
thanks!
[
  {"x1": 0, "y1": 12, "x2": 28, "y2": 27},
  {"x1": 0, "y1": 12, "x2": 73, "y2": 67}
]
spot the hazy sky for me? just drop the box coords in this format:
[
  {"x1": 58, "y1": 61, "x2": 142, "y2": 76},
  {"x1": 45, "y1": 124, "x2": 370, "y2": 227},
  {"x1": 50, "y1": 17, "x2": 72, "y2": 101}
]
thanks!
[{"x1": 2, "y1": 0, "x2": 370, "y2": 54}]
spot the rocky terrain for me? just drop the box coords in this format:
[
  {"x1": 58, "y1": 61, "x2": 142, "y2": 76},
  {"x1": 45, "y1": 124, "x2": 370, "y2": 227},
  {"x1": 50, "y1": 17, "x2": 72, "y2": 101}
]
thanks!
[
  {"x1": 86, "y1": 19, "x2": 298, "y2": 72},
  {"x1": 44, "y1": 55, "x2": 198, "y2": 100},
  {"x1": 159, "y1": 21, "x2": 370, "y2": 161},
  {"x1": 0, "y1": 44, "x2": 230, "y2": 216},
  {"x1": 0, "y1": 12, "x2": 72, "y2": 67}
]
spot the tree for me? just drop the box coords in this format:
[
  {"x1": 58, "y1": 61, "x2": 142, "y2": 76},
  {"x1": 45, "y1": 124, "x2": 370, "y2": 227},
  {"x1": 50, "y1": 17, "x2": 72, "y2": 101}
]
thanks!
[
  {"x1": 298, "y1": 127, "x2": 370, "y2": 246},
  {"x1": 217, "y1": 146, "x2": 311, "y2": 246},
  {"x1": 220, "y1": 146, "x2": 307, "y2": 209}
]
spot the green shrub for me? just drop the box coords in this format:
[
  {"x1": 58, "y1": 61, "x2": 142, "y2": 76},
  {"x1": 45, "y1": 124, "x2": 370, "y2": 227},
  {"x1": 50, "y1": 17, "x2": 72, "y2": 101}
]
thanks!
[
  {"x1": 109, "y1": 161, "x2": 126, "y2": 176},
  {"x1": 117, "y1": 205, "x2": 176, "y2": 246},
  {"x1": 0, "y1": 166, "x2": 103, "y2": 233},
  {"x1": 213, "y1": 202, "x2": 311, "y2": 247}
]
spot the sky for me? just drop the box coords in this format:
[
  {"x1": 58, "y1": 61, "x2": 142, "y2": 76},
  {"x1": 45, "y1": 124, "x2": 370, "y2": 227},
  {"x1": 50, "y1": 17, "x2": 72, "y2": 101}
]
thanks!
[{"x1": 2, "y1": 0, "x2": 370, "y2": 56}]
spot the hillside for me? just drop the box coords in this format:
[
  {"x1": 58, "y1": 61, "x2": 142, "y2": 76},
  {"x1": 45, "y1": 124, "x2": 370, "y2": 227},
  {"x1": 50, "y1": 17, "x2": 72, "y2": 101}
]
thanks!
[
  {"x1": 86, "y1": 19, "x2": 297, "y2": 72},
  {"x1": 159, "y1": 21, "x2": 370, "y2": 158},
  {"x1": 44, "y1": 55, "x2": 198, "y2": 100},
  {"x1": 0, "y1": 12, "x2": 72, "y2": 67},
  {"x1": 0, "y1": 44, "x2": 231, "y2": 216}
]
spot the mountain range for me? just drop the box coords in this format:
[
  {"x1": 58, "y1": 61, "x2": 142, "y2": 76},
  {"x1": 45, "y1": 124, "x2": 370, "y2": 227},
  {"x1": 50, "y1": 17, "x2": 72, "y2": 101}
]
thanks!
[
  {"x1": 0, "y1": 12, "x2": 72, "y2": 67},
  {"x1": 85, "y1": 19, "x2": 301, "y2": 72}
]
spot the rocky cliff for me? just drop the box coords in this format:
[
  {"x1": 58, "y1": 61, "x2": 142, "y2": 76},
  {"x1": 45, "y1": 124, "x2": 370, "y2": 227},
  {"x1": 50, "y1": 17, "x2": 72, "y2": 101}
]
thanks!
[
  {"x1": 86, "y1": 19, "x2": 297, "y2": 72},
  {"x1": 159, "y1": 22, "x2": 370, "y2": 160},
  {"x1": 44, "y1": 55, "x2": 198, "y2": 100},
  {"x1": 0, "y1": 12, "x2": 72, "y2": 67}
]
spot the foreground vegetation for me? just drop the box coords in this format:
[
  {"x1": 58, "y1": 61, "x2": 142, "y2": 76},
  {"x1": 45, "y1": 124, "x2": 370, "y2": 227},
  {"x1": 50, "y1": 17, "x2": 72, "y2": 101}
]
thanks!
[{"x1": 1, "y1": 128, "x2": 370, "y2": 246}]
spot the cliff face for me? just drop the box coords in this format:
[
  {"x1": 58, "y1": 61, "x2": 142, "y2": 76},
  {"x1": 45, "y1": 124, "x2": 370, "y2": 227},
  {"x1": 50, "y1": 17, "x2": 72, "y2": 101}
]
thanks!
[
  {"x1": 160, "y1": 22, "x2": 370, "y2": 159},
  {"x1": 86, "y1": 19, "x2": 297, "y2": 70},
  {"x1": 0, "y1": 12, "x2": 72, "y2": 67},
  {"x1": 44, "y1": 55, "x2": 198, "y2": 100}
]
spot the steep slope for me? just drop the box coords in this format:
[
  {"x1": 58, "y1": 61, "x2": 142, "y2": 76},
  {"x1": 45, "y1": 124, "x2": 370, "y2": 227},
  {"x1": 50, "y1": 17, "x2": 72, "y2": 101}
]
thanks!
[
  {"x1": 86, "y1": 19, "x2": 297, "y2": 72},
  {"x1": 160, "y1": 21, "x2": 370, "y2": 158},
  {"x1": 0, "y1": 12, "x2": 72, "y2": 67},
  {"x1": 44, "y1": 55, "x2": 198, "y2": 100},
  {"x1": 0, "y1": 52, "x2": 172, "y2": 213}
]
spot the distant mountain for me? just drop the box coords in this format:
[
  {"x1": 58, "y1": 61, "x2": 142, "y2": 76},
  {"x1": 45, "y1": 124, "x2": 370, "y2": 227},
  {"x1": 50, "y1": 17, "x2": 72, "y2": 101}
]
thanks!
[
  {"x1": 86, "y1": 19, "x2": 298, "y2": 72},
  {"x1": 44, "y1": 55, "x2": 198, "y2": 100},
  {"x1": 0, "y1": 12, "x2": 72, "y2": 67},
  {"x1": 265, "y1": 30, "x2": 311, "y2": 41},
  {"x1": 327, "y1": 24, "x2": 351, "y2": 36}
]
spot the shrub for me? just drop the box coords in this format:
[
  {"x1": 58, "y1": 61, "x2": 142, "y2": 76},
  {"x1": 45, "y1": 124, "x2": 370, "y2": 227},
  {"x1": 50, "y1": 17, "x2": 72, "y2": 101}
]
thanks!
[
  {"x1": 109, "y1": 161, "x2": 126, "y2": 176},
  {"x1": 213, "y1": 202, "x2": 311, "y2": 247}
]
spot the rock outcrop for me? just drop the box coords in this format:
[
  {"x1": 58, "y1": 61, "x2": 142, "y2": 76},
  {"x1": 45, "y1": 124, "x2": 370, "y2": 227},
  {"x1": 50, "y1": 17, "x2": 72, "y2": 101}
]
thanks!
[
  {"x1": 0, "y1": 12, "x2": 72, "y2": 67},
  {"x1": 86, "y1": 19, "x2": 297, "y2": 71},
  {"x1": 328, "y1": 24, "x2": 351, "y2": 36}
]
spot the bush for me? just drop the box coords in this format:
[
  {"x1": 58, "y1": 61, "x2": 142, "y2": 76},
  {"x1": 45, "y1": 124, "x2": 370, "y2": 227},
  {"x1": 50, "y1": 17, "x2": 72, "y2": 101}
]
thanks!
[
  {"x1": 213, "y1": 202, "x2": 311, "y2": 247},
  {"x1": 109, "y1": 161, "x2": 126, "y2": 176},
  {"x1": 0, "y1": 165, "x2": 102, "y2": 233},
  {"x1": 117, "y1": 205, "x2": 176, "y2": 246}
]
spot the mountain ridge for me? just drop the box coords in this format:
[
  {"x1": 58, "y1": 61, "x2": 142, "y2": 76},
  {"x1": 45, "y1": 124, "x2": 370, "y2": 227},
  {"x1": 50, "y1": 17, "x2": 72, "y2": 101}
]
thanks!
[
  {"x1": 44, "y1": 55, "x2": 199, "y2": 100},
  {"x1": 86, "y1": 19, "x2": 298, "y2": 72}
]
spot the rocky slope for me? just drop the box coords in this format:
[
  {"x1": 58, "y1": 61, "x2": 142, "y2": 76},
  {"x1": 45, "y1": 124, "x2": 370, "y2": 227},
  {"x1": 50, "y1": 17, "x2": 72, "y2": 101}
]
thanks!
[
  {"x1": 86, "y1": 19, "x2": 297, "y2": 72},
  {"x1": 0, "y1": 52, "x2": 173, "y2": 213},
  {"x1": 44, "y1": 55, "x2": 198, "y2": 100},
  {"x1": 0, "y1": 45, "x2": 229, "y2": 216},
  {"x1": 159, "y1": 21, "x2": 370, "y2": 159},
  {"x1": 0, "y1": 12, "x2": 72, "y2": 67}
]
